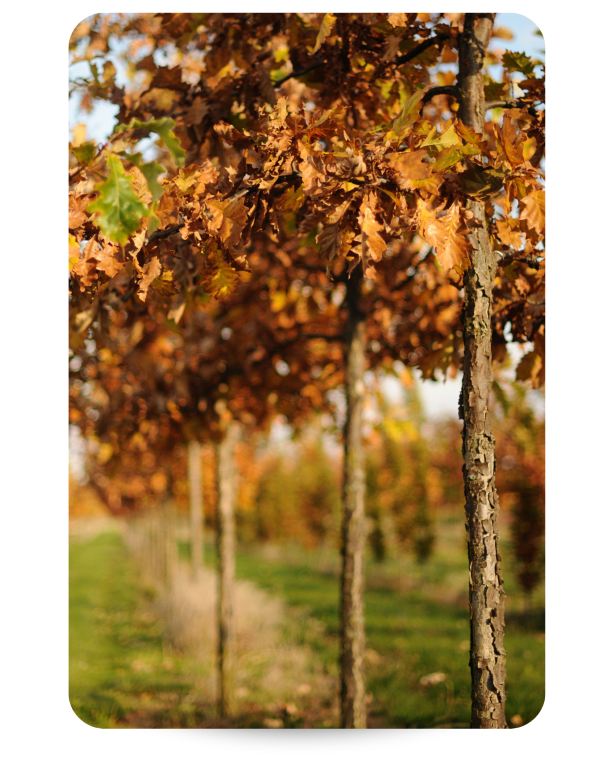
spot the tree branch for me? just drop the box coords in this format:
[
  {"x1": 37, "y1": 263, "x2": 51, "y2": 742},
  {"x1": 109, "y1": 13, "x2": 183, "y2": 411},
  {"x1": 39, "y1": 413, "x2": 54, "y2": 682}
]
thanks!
[
  {"x1": 497, "y1": 252, "x2": 543, "y2": 270},
  {"x1": 395, "y1": 33, "x2": 450, "y2": 66},
  {"x1": 420, "y1": 85, "x2": 460, "y2": 113},
  {"x1": 147, "y1": 223, "x2": 183, "y2": 243},
  {"x1": 274, "y1": 59, "x2": 325, "y2": 88}
]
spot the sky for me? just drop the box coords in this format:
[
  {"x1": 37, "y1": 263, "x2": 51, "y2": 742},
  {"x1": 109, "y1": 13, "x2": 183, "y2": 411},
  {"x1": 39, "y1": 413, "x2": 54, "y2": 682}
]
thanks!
[{"x1": 68, "y1": 12, "x2": 544, "y2": 420}]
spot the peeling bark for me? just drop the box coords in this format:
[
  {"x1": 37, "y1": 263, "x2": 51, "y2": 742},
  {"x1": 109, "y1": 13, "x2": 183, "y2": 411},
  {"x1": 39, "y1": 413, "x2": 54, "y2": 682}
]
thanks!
[
  {"x1": 188, "y1": 440, "x2": 204, "y2": 580},
  {"x1": 339, "y1": 269, "x2": 367, "y2": 729},
  {"x1": 215, "y1": 424, "x2": 238, "y2": 718},
  {"x1": 458, "y1": 13, "x2": 507, "y2": 729}
]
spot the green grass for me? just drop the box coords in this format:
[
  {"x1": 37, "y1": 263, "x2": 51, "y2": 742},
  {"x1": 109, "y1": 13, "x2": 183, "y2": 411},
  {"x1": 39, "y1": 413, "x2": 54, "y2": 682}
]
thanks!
[
  {"x1": 188, "y1": 509, "x2": 545, "y2": 729},
  {"x1": 72, "y1": 518, "x2": 544, "y2": 729},
  {"x1": 69, "y1": 531, "x2": 214, "y2": 728}
]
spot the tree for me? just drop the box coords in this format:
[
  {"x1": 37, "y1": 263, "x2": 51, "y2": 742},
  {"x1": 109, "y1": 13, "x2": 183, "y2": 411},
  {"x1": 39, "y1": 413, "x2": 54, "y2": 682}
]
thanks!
[{"x1": 69, "y1": 12, "x2": 545, "y2": 728}]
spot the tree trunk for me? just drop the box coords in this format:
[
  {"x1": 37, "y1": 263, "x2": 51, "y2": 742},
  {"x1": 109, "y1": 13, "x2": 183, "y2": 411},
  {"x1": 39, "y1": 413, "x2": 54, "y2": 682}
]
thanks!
[
  {"x1": 188, "y1": 440, "x2": 204, "y2": 580},
  {"x1": 458, "y1": 12, "x2": 507, "y2": 729},
  {"x1": 215, "y1": 424, "x2": 238, "y2": 719},
  {"x1": 162, "y1": 498, "x2": 176, "y2": 590},
  {"x1": 339, "y1": 269, "x2": 367, "y2": 729}
]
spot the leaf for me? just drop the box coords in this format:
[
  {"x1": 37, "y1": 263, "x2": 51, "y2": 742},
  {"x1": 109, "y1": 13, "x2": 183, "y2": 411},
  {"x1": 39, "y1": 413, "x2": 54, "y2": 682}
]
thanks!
[
  {"x1": 431, "y1": 144, "x2": 480, "y2": 173},
  {"x1": 457, "y1": 162, "x2": 506, "y2": 201},
  {"x1": 359, "y1": 195, "x2": 387, "y2": 263},
  {"x1": 95, "y1": 242, "x2": 124, "y2": 278},
  {"x1": 69, "y1": 234, "x2": 81, "y2": 270},
  {"x1": 388, "y1": 13, "x2": 407, "y2": 27},
  {"x1": 497, "y1": 114, "x2": 524, "y2": 168},
  {"x1": 389, "y1": 87, "x2": 428, "y2": 141},
  {"x1": 502, "y1": 50, "x2": 535, "y2": 78},
  {"x1": 87, "y1": 154, "x2": 150, "y2": 245},
  {"x1": 276, "y1": 184, "x2": 306, "y2": 212},
  {"x1": 71, "y1": 239, "x2": 99, "y2": 289},
  {"x1": 317, "y1": 198, "x2": 353, "y2": 276},
  {"x1": 420, "y1": 123, "x2": 460, "y2": 149},
  {"x1": 72, "y1": 141, "x2": 97, "y2": 166},
  {"x1": 201, "y1": 242, "x2": 239, "y2": 299},
  {"x1": 313, "y1": 13, "x2": 336, "y2": 53},
  {"x1": 114, "y1": 117, "x2": 186, "y2": 167},
  {"x1": 519, "y1": 189, "x2": 545, "y2": 235},
  {"x1": 136, "y1": 256, "x2": 161, "y2": 301},
  {"x1": 206, "y1": 197, "x2": 249, "y2": 246},
  {"x1": 152, "y1": 269, "x2": 178, "y2": 296},
  {"x1": 454, "y1": 122, "x2": 488, "y2": 151},
  {"x1": 386, "y1": 149, "x2": 430, "y2": 189},
  {"x1": 124, "y1": 152, "x2": 165, "y2": 202},
  {"x1": 434, "y1": 203, "x2": 471, "y2": 275}
]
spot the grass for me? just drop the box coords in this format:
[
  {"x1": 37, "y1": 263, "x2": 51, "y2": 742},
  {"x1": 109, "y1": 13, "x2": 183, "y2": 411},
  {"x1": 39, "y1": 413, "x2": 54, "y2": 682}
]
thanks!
[
  {"x1": 195, "y1": 508, "x2": 545, "y2": 729},
  {"x1": 69, "y1": 531, "x2": 215, "y2": 728},
  {"x1": 70, "y1": 511, "x2": 544, "y2": 729}
]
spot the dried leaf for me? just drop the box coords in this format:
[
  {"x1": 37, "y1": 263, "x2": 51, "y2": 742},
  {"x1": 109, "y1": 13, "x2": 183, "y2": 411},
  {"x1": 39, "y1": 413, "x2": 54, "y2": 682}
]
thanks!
[
  {"x1": 313, "y1": 13, "x2": 336, "y2": 53},
  {"x1": 519, "y1": 189, "x2": 545, "y2": 235},
  {"x1": 388, "y1": 13, "x2": 407, "y2": 27},
  {"x1": 206, "y1": 197, "x2": 249, "y2": 246},
  {"x1": 386, "y1": 149, "x2": 430, "y2": 189}
]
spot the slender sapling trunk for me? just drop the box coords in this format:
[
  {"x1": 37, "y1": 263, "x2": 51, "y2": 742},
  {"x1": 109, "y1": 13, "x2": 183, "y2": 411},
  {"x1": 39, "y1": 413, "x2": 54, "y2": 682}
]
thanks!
[
  {"x1": 339, "y1": 268, "x2": 367, "y2": 729},
  {"x1": 458, "y1": 12, "x2": 507, "y2": 729},
  {"x1": 215, "y1": 424, "x2": 238, "y2": 718}
]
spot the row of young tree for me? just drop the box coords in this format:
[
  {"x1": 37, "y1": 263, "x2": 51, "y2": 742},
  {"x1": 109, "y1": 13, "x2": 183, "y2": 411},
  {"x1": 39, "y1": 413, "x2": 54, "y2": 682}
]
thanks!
[{"x1": 69, "y1": 12, "x2": 545, "y2": 728}]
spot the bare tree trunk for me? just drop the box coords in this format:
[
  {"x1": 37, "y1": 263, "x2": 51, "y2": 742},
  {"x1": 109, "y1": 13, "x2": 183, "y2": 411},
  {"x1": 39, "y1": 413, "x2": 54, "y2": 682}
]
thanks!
[
  {"x1": 162, "y1": 499, "x2": 176, "y2": 590},
  {"x1": 188, "y1": 440, "x2": 204, "y2": 580},
  {"x1": 215, "y1": 424, "x2": 238, "y2": 719},
  {"x1": 339, "y1": 269, "x2": 367, "y2": 729},
  {"x1": 458, "y1": 12, "x2": 507, "y2": 729}
]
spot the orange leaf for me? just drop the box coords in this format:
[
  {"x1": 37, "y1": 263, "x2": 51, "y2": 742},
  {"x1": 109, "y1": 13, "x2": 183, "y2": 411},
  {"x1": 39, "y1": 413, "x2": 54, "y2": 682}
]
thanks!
[{"x1": 519, "y1": 189, "x2": 545, "y2": 235}]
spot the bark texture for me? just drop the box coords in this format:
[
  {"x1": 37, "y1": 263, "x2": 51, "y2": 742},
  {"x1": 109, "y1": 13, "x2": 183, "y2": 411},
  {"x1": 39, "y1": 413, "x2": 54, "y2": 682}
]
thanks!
[
  {"x1": 188, "y1": 440, "x2": 204, "y2": 580},
  {"x1": 215, "y1": 424, "x2": 238, "y2": 718},
  {"x1": 339, "y1": 269, "x2": 367, "y2": 729},
  {"x1": 458, "y1": 13, "x2": 507, "y2": 729}
]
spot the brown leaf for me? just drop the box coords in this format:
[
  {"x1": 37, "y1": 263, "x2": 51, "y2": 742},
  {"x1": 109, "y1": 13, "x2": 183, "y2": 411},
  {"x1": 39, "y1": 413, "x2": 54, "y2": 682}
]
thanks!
[
  {"x1": 519, "y1": 189, "x2": 545, "y2": 235},
  {"x1": 214, "y1": 122, "x2": 247, "y2": 144},
  {"x1": 136, "y1": 256, "x2": 161, "y2": 301},
  {"x1": 69, "y1": 195, "x2": 91, "y2": 229},
  {"x1": 498, "y1": 114, "x2": 525, "y2": 168},
  {"x1": 435, "y1": 203, "x2": 471, "y2": 275},
  {"x1": 185, "y1": 97, "x2": 209, "y2": 126},
  {"x1": 206, "y1": 197, "x2": 249, "y2": 246},
  {"x1": 96, "y1": 242, "x2": 125, "y2": 278},
  {"x1": 359, "y1": 194, "x2": 387, "y2": 263},
  {"x1": 386, "y1": 149, "x2": 430, "y2": 190}
]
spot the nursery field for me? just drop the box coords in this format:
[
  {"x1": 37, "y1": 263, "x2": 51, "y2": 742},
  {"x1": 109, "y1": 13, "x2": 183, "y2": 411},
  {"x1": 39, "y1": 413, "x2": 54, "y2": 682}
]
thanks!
[{"x1": 69, "y1": 513, "x2": 544, "y2": 729}]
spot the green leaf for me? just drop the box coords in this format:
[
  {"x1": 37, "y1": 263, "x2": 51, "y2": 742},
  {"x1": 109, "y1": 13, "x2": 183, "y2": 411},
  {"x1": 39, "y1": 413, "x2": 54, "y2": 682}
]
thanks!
[
  {"x1": 87, "y1": 154, "x2": 150, "y2": 245},
  {"x1": 114, "y1": 117, "x2": 186, "y2": 167},
  {"x1": 502, "y1": 51, "x2": 535, "y2": 78},
  {"x1": 72, "y1": 142, "x2": 97, "y2": 166},
  {"x1": 431, "y1": 143, "x2": 479, "y2": 173},
  {"x1": 124, "y1": 152, "x2": 165, "y2": 202}
]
